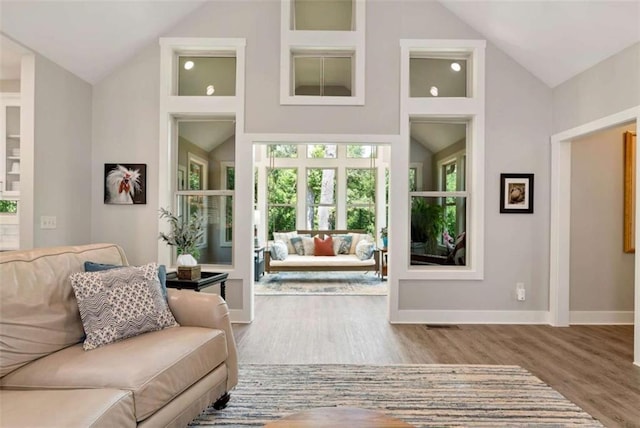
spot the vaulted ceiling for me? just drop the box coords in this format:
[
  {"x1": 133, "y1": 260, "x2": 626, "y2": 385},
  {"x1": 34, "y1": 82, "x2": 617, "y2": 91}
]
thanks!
[{"x1": 1, "y1": 0, "x2": 639, "y2": 88}]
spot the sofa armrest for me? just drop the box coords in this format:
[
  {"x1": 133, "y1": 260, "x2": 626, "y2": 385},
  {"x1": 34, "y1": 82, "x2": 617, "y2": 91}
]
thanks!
[{"x1": 166, "y1": 289, "x2": 238, "y2": 392}]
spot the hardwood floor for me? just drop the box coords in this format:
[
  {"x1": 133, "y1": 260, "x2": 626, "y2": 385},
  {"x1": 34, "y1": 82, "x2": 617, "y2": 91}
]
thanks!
[{"x1": 233, "y1": 295, "x2": 640, "y2": 428}]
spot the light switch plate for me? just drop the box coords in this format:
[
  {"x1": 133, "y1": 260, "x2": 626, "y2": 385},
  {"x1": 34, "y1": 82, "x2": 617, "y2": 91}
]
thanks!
[{"x1": 40, "y1": 216, "x2": 57, "y2": 229}]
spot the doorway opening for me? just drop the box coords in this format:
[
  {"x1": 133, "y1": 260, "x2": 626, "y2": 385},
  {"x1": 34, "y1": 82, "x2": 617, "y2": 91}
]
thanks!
[{"x1": 252, "y1": 141, "x2": 391, "y2": 296}]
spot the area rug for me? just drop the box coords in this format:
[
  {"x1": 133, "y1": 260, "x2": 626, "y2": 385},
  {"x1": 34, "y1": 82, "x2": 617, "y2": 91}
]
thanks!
[
  {"x1": 254, "y1": 271, "x2": 387, "y2": 295},
  {"x1": 190, "y1": 364, "x2": 602, "y2": 427}
]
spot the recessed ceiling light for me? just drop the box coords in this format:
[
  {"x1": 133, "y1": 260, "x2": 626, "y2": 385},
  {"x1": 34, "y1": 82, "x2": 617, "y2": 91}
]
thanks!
[
  {"x1": 451, "y1": 62, "x2": 461, "y2": 72},
  {"x1": 430, "y1": 86, "x2": 439, "y2": 97},
  {"x1": 206, "y1": 85, "x2": 215, "y2": 96},
  {"x1": 184, "y1": 61, "x2": 194, "y2": 70}
]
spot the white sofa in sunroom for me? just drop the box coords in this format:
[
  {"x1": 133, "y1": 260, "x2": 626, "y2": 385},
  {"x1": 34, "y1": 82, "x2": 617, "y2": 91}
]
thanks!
[{"x1": 264, "y1": 230, "x2": 380, "y2": 274}]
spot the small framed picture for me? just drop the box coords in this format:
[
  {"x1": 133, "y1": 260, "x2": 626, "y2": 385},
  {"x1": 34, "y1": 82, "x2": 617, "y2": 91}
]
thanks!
[
  {"x1": 104, "y1": 163, "x2": 147, "y2": 205},
  {"x1": 500, "y1": 173, "x2": 534, "y2": 214}
]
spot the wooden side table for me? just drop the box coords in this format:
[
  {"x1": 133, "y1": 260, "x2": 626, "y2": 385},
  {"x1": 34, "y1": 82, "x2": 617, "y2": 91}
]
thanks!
[
  {"x1": 166, "y1": 271, "x2": 229, "y2": 299},
  {"x1": 379, "y1": 248, "x2": 388, "y2": 280},
  {"x1": 265, "y1": 407, "x2": 411, "y2": 427},
  {"x1": 254, "y1": 246, "x2": 265, "y2": 281}
]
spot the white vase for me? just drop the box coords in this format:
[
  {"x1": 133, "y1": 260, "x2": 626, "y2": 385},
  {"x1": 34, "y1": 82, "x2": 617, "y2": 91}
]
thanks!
[{"x1": 177, "y1": 254, "x2": 198, "y2": 266}]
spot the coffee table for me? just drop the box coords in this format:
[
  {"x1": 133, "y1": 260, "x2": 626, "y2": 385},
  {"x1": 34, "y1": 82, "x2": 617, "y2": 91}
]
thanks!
[{"x1": 264, "y1": 407, "x2": 412, "y2": 427}]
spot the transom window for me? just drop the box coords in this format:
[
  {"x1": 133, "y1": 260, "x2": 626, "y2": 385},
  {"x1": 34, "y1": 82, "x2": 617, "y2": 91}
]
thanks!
[
  {"x1": 409, "y1": 56, "x2": 468, "y2": 98},
  {"x1": 177, "y1": 56, "x2": 236, "y2": 96},
  {"x1": 293, "y1": 53, "x2": 353, "y2": 97},
  {"x1": 292, "y1": 0, "x2": 354, "y2": 31}
]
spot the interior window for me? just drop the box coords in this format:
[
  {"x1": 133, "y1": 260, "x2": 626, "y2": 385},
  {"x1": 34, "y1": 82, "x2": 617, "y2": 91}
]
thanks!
[
  {"x1": 175, "y1": 119, "x2": 235, "y2": 265},
  {"x1": 409, "y1": 121, "x2": 467, "y2": 266},
  {"x1": 178, "y1": 56, "x2": 236, "y2": 96},
  {"x1": 293, "y1": 55, "x2": 353, "y2": 97},
  {"x1": 409, "y1": 57, "x2": 468, "y2": 98},
  {"x1": 292, "y1": 0, "x2": 354, "y2": 31}
]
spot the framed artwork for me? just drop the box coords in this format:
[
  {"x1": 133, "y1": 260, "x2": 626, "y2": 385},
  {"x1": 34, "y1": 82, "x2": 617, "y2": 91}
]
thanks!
[
  {"x1": 500, "y1": 173, "x2": 534, "y2": 214},
  {"x1": 104, "y1": 163, "x2": 147, "y2": 205},
  {"x1": 623, "y1": 131, "x2": 637, "y2": 253}
]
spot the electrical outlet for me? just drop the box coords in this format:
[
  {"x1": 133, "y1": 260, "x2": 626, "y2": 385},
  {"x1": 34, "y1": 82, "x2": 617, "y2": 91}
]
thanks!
[
  {"x1": 40, "y1": 216, "x2": 57, "y2": 229},
  {"x1": 516, "y1": 282, "x2": 526, "y2": 301}
]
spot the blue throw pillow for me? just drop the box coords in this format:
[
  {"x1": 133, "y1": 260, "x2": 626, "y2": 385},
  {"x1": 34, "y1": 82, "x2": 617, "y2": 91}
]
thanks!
[{"x1": 84, "y1": 261, "x2": 168, "y2": 300}]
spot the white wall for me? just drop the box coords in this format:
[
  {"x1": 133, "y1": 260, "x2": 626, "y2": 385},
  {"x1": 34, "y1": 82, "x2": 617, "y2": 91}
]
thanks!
[
  {"x1": 91, "y1": 45, "x2": 160, "y2": 265},
  {"x1": 33, "y1": 54, "x2": 92, "y2": 247},
  {"x1": 570, "y1": 123, "x2": 636, "y2": 312},
  {"x1": 553, "y1": 43, "x2": 640, "y2": 133},
  {"x1": 91, "y1": 0, "x2": 553, "y2": 315}
]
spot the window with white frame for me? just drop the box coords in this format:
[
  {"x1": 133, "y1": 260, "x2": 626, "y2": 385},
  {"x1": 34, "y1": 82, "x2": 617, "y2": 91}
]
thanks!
[
  {"x1": 409, "y1": 120, "x2": 468, "y2": 266},
  {"x1": 346, "y1": 168, "x2": 375, "y2": 235},
  {"x1": 306, "y1": 167, "x2": 337, "y2": 230},
  {"x1": 280, "y1": 0, "x2": 365, "y2": 105},
  {"x1": 267, "y1": 168, "x2": 298, "y2": 239},
  {"x1": 291, "y1": 0, "x2": 354, "y2": 31},
  {"x1": 159, "y1": 37, "x2": 245, "y2": 273},
  {"x1": 292, "y1": 52, "x2": 353, "y2": 97},
  {"x1": 400, "y1": 38, "x2": 485, "y2": 279}
]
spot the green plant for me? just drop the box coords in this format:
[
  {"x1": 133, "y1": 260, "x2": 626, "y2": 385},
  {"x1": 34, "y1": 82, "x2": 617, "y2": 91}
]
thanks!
[
  {"x1": 410, "y1": 198, "x2": 445, "y2": 252},
  {"x1": 0, "y1": 200, "x2": 18, "y2": 213},
  {"x1": 158, "y1": 207, "x2": 205, "y2": 259}
]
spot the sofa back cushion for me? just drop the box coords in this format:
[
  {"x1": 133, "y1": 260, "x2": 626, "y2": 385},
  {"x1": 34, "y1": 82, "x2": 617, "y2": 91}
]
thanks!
[{"x1": 0, "y1": 243, "x2": 128, "y2": 377}]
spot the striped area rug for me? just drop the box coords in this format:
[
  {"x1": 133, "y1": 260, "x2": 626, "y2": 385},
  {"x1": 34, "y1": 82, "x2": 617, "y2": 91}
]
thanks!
[{"x1": 190, "y1": 364, "x2": 602, "y2": 427}]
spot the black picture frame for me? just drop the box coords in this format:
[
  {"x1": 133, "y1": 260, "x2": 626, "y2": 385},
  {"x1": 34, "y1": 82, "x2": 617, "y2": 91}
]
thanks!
[
  {"x1": 104, "y1": 163, "x2": 147, "y2": 205},
  {"x1": 500, "y1": 173, "x2": 534, "y2": 214}
]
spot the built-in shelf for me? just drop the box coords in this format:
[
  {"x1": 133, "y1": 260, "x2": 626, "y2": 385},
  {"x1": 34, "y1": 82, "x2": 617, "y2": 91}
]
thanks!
[{"x1": 2, "y1": 95, "x2": 21, "y2": 199}]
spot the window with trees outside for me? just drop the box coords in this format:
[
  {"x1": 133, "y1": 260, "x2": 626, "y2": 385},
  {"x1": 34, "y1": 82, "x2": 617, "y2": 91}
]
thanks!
[
  {"x1": 306, "y1": 168, "x2": 336, "y2": 230},
  {"x1": 346, "y1": 168, "x2": 375, "y2": 235},
  {"x1": 267, "y1": 168, "x2": 297, "y2": 239}
]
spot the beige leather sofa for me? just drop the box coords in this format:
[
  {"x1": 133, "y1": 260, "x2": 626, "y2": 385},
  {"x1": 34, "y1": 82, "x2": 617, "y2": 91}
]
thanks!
[{"x1": 0, "y1": 243, "x2": 238, "y2": 427}]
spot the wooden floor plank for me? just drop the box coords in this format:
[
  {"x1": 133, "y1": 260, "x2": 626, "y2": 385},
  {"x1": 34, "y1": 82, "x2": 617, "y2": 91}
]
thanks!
[{"x1": 233, "y1": 295, "x2": 640, "y2": 427}]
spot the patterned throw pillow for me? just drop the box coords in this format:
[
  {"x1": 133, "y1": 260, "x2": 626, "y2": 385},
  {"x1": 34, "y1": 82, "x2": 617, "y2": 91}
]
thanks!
[
  {"x1": 332, "y1": 235, "x2": 353, "y2": 255},
  {"x1": 69, "y1": 263, "x2": 178, "y2": 351},
  {"x1": 314, "y1": 235, "x2": 335, "y2": 256},
  {"x1": 302, "y1": 236, "x2": 315, "y2": 255},
  {"x1": 289, "y1": 236, "x2": 305, "y2": 255},
  {"x1": 273, "y1": 231, "x2": 297, "y2": 254},
  {"x1": 270, "y1": 240, "x2": 288, "y2": 260},
  {"x1": 355, "y1": 240, "x2": 375, "y2": 260}
]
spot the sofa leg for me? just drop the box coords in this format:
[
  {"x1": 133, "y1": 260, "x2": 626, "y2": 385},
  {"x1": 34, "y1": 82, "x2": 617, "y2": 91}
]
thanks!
[{"x1": 213, "y1": 392, "x2": 231, "y2": 410}]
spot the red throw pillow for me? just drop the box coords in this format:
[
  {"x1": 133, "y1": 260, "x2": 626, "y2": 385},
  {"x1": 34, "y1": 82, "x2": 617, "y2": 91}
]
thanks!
[{"x1": 314, "y1": 235, "x2": 335, "y2": 256}]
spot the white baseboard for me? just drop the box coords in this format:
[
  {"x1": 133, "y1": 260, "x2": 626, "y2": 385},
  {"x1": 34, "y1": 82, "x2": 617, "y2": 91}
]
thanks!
[
  {"x1": 569, "y1": 311, "x2": 634, "y2": 325},
  {"x1": 391, "y1": 310, "x2": 550, "y2": 324}
]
